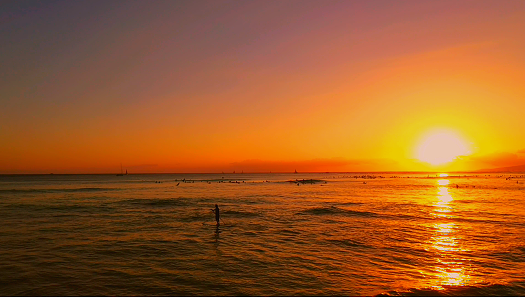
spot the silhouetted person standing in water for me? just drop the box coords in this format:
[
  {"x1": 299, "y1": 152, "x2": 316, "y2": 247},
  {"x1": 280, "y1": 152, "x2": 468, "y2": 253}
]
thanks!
[{"x1": 212, "y1": 204, "x2": 220, "y2": 226}]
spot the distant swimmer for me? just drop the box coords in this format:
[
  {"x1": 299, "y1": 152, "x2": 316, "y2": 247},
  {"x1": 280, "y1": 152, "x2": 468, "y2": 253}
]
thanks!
[{"x1": 212, "y1": 204, "x2": 220, "y2": 226}]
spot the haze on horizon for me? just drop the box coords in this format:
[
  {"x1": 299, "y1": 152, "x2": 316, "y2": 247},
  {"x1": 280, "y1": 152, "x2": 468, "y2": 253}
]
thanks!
[{"x1": 2, "y1": 0, "x2": 525, "y2": 174}]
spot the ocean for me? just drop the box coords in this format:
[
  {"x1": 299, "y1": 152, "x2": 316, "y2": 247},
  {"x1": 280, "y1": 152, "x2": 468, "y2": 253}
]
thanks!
[{"x1": 1, "y1": 173, "x2": 524, "y2": 296}]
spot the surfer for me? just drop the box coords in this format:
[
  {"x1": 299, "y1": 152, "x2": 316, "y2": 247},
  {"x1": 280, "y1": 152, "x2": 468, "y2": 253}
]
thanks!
[{"x1": 212, "y1": 204, "x2": 220, "y2": 226}]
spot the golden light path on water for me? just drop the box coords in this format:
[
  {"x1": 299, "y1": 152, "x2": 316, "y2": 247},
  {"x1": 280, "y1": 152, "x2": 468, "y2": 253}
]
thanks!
[{"x1": 428, "y1": 177, "x2": 471, "y2": 290}]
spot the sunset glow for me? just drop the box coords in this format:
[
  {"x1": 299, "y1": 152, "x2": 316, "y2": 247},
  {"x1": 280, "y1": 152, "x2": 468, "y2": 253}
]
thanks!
[{"x1": 1, "y1": 0, "x2": 525, "y2": 173}]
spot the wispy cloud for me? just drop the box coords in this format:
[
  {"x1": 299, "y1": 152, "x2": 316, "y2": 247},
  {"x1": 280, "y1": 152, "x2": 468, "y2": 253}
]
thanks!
[{"x1": 458, "y1": 152, "x2": 525, "y2": 170}]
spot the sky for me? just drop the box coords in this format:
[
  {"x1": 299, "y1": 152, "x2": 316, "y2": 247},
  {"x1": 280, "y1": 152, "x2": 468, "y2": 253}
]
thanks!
[{"x1": 1, "y1": 0, "x2": 525, "y2": 174}]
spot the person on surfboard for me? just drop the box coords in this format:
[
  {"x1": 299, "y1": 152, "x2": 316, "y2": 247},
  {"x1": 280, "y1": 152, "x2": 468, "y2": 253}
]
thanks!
[{"x1": 212, "y1": 204, "x2": 220, "y2": 226}]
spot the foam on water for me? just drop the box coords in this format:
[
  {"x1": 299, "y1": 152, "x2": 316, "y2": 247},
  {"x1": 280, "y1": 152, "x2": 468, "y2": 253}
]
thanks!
[{"x1": 1, "y1": 173, "x2": 524, "y2": 295}]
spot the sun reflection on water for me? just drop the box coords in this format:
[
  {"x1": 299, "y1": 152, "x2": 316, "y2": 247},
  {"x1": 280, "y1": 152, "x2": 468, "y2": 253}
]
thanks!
[
  {"x1": 437, "y1": 179, "x2": 450, "y2": 186},
  {"x1": 433, "y1": 181, "x2": 453, "y2": 218},
  {"x1": 428, "y1": 178, "x2": 470, "y2": 290}
]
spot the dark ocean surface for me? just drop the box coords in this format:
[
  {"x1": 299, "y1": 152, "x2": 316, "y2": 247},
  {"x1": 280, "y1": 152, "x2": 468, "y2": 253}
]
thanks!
[{"x1": 1, "y1": 173, "x2": 524, "y2": 295}]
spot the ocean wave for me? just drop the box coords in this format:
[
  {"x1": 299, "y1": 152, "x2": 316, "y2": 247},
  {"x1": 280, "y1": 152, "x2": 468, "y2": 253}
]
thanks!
[
  {"x1": 6, "y1": 203, "x2": 116, "y2": 214},
  {"x1": 299, "y1": 206, "x2": 379, "y2": 217},
  {"x1": 179, "y1": 213, "x2": 209, "y2": 222},
  {"x1": 337, "y1": 201, "x2": 364, "y2": 206},
  {"x1": 298, "y1": 206, "x2": 513, "y2": 225},
  {"x1": 376, "y1": 282, "x2": 525, "y2": 296},
  {"x1": 325, "y1": 238, "x2": 370, "y2": 248},
  {"x1": 486, "y1": 246, "x2": 525, "y2": 263},
  {"x1": 0, "y1": 187, "x2": 120, "y2": 193},
  {"x1": 442, "y1": 216, "x2": 506, "y2": 225},
  {"x1": 120, "y1": 198, "x2": 188, "y2": 207},
  {"x1": 222, "y1": 210, "x2": 260, "y2": 217}
]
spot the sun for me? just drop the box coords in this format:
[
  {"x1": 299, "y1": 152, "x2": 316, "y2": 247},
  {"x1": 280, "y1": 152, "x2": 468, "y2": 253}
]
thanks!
[{"x1": 415, "y1": 130, "x2": 470, "y2": 166}]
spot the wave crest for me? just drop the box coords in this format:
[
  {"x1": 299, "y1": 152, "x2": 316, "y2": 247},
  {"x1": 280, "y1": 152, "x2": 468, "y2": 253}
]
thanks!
[
  {"x1": 299, "y1": 206, "x2": 378, "y2": 217},
  {"x1": 376, "y1": 282, "x2": 525, "y2": 296}
]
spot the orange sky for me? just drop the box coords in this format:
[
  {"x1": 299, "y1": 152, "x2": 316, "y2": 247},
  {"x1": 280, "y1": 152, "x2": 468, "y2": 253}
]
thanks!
[{"x1": 2, "y1": 0, "x2": 525, "y2": 173}]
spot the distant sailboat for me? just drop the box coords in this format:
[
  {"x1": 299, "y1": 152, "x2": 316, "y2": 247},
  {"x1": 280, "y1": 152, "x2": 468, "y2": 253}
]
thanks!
[
  {"x1": 116, "y1": 164, "x2": 126, "y2": 176},
  {"x1": 294, "y1": 169, "x2": 298, "y2": 174}
]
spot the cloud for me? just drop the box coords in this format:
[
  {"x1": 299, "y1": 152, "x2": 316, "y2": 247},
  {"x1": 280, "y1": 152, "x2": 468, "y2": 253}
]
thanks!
[
  {"x1": 518, "y1": 149, "x2": 525, "y2": 154},
  {"x1": 460, "y1": 152, "x2": 525, "y2": 170}
]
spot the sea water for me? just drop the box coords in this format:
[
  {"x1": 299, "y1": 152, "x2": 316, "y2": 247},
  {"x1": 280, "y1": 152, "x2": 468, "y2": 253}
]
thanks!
[{"x1": 1, "y1": 173, "x2": 524, "y2": 295}]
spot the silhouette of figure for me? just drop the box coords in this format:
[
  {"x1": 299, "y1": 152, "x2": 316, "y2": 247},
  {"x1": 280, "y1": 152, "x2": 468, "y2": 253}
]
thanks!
[{"x1": 212, "y1": 204, "x2": 220, "y2": 226}]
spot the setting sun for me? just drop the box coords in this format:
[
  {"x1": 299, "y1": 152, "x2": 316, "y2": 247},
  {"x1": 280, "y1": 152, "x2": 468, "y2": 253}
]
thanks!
[{"x1": 416, "y1": 130, "x2": 471, "y2": 166}]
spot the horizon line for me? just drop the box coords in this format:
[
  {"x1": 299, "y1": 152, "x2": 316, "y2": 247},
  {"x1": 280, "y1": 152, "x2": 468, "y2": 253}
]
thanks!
[{"x1": 1, "y1": 170, "x2": 524, "y2": 176}]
